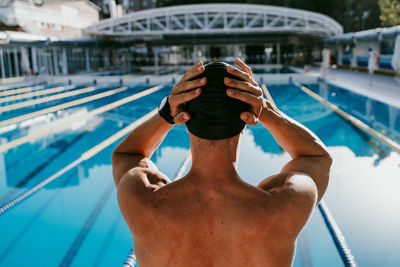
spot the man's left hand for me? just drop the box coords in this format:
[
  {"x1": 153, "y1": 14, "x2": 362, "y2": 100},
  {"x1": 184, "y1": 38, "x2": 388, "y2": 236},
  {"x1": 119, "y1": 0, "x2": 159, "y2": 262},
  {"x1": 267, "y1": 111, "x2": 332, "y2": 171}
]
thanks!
[{"x1": 224, "y1": 58, "x2": 266, "y2": 126}]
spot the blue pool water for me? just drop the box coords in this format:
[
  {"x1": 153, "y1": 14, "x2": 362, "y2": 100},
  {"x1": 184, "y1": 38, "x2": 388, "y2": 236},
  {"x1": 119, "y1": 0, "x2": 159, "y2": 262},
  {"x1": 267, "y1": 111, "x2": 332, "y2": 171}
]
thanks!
[{"x1": 0, "y1": 80, "x2": 399, "y2": 266}]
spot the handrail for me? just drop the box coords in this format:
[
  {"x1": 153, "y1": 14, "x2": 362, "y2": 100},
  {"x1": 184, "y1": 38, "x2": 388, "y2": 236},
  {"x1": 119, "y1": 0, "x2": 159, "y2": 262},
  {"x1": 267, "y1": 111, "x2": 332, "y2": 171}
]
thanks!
[
  {"x1": 0, "y1": 85, "x2": 162, "y2": 152},
  {"x1": 121, "y1": 151, "x2": 192, "y2": 267},
  {"x1": 0, "y1": 109, "x2": 158, "y2": 216}
]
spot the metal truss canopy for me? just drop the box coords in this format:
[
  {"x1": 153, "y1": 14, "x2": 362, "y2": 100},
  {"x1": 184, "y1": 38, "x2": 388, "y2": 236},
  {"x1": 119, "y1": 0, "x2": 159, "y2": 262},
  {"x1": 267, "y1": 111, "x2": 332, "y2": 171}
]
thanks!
[{"x1": 83, "y1": 4, "x2": 343, "y2": 41}]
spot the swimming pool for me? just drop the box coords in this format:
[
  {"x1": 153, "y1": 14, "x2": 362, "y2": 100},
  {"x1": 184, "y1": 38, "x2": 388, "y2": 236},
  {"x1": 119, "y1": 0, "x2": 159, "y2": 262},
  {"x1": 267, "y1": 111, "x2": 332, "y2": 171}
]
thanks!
[{"x1": 0, "y1": 79, "x2": 399, "y2": 266}]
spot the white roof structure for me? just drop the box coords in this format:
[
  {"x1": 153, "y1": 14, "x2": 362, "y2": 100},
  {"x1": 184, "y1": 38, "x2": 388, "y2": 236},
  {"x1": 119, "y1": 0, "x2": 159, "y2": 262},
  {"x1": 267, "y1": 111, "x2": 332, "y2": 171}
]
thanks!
[
  {"x1": 325, "y1": 25, "x2": 400, "y2": 44},
  {"x1": 83, "y1": 4, "x2": 343, "y2": 41}
]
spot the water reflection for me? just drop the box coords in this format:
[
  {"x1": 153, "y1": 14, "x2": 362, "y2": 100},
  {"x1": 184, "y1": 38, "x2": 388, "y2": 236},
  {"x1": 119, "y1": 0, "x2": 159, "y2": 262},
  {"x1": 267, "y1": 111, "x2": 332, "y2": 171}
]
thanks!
[
  {"x1": 238, "y1": 125, "x2": 400, "y2": 266},
  {"x1": 308, "y1": 82, "x2": 400, "y2": 144}
]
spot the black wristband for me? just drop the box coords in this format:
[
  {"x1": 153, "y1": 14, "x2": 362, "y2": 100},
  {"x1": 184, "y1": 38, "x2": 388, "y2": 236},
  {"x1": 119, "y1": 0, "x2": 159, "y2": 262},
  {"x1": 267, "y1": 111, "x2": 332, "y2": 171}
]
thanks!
[{"x1": 158, "y1": 96, "x2": 175, "y2": 124}]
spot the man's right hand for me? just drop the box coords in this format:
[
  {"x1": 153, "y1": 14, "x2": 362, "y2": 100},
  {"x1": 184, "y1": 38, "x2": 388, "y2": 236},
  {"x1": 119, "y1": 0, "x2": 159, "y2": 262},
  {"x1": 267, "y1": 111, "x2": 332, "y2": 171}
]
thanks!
[{"x1": 168, "y1": 61, "x2": 207, "y2": 125}]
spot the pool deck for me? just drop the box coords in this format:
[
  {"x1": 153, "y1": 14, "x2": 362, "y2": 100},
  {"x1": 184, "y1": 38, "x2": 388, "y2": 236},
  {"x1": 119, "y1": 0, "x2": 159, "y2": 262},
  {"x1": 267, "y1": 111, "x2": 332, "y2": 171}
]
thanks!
[{"x1": 323, "y1": 69, "x2": 400, "y2": 108}]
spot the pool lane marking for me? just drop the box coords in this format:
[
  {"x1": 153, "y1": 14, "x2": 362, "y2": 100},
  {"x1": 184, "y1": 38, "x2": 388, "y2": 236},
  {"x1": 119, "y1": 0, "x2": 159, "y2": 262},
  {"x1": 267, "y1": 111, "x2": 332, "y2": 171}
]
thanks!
[
  {"x1": 0, "y1": 109, "x2": 158, "y2": 215},
  {"x1": 122, "y1": 151, "x2": 192, "y2": 267},
  {"x1": 0, "y1": 86, "x2": 128, "y2": 128},
  {"x1": 59, "y1": 181, "x2": 115, "y2": 267},
  {"x1": 0, "y1": 86, "x2": 66, "y2": 103},
  {"x1": 318, "y1": 200, "x2": 357, "y2": 267},
  {"x1": 0, "y1": 85, "x2": 162, "y2": 153},
  {"x1": 0, "y1": 86, "x2": 97, "y2": 113},
  {"x1": 0, "y1": 86, "x2": 33, "y2": 97},
  {"x1": 93, "y1": 213, "x2": 123, "y2": 266},
  {"x1": 300, "y1": 85, "x2": 400, "y2": 153}
]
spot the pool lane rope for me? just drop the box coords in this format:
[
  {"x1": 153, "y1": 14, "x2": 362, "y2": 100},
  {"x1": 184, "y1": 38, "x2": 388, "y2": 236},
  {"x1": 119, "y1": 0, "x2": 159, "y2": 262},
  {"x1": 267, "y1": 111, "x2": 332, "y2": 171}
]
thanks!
[
  {"x1": 0, "y1": 85, "x2": 67, "y2": 103},
  {"x1": 122, "y1": 151, "x2": 192, "y2": 267},
  {"x1": 0, "y1": 85, "x2": 163, "y2": 153},
  {"x1": 318, "y1": 200, "x2": 357, "y2": 267},
  {"x1": 300, "y1": 85, "x2": 400, "y2": 154},
  {"x1": 0, "y1": 86, "x2": 127, "y2": 128},
  {"x1": 0, "y1": 85, "x2": 97, "y2": 113},
  {"x1": 261, "y1": 84, "x2": 276, "y2": 107},
  {"x1": 0, "y1": 109, "x2": 158, "y2": 216},
  {"x1": 0, "y1": 85, "x2": 34, "y2": 97},
  {"x1": 263, "y1": 83, "x2": 358, "y2": 267}
]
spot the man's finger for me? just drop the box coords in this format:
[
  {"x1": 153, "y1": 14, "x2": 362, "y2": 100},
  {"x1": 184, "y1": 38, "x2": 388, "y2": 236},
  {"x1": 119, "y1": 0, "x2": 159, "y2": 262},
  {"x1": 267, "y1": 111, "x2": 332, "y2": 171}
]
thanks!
[
  {"x1": 224, "y1": 78, "x2": 262, "y2": 96},
  {"x1": 236, "y1": 58, "x2": 253, "y2": 76},
  {"x1": 227, "y1": 65, "x2": 257, "y2": 85},
  {"x1": 185, "y1": 61, "x2": 203, "y2": 74},
  {"x1": 240, "y1": 111, "x2": 259, "y2": 126},
  {"x1": 172, "y1": 77, "x2": 206, "y2": 95},
  {"x1": 169, "y1": 88, "x2": 201, "y2": 107},
  {"x1": 226, "y1": 88, "x2": 261, "y2": 107},
  {"x1": 174, "y1": 111, "x2": 190, "y2": 125},
  {"x1": 179, "y1": 63, "x2": 204, "y2": 84}
]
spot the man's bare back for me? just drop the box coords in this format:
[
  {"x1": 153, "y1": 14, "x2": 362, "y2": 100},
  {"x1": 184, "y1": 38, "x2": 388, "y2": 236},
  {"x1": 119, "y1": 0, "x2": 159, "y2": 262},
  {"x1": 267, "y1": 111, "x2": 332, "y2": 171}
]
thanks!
[
  {"x1": 120, "y1": 173, "x2": 295, "y2": 267},
  {"x1": 113, "y1": 60, "x2": 331, "y2": 267}
]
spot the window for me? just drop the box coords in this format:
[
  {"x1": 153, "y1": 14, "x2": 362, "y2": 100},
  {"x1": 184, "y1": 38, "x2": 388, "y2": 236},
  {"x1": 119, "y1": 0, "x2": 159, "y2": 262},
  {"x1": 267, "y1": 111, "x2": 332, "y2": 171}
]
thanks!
[
  {"x1": 53, "y1": 24, "x2": 62, "y2": 32},
  {"x1": 380, "y1": 40, "x2": 395, "y2": 55}
]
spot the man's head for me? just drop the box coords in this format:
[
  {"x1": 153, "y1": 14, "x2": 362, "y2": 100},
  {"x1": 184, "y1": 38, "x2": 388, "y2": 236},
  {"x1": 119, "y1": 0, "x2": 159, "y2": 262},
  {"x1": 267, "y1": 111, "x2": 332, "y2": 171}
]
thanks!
[{"x1": 184, "y1": 62, "x2": 250, "y2": 140}]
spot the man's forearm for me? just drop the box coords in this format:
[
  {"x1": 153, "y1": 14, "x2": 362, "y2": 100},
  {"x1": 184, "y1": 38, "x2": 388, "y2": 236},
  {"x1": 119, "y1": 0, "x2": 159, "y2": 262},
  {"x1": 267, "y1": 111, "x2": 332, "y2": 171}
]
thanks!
[
  {"x1": 113, "y1": 112, "x2": 173, "y2": 158},
  {"x1": 259, "y1": 100, "x2": 329, "y2": 159}
]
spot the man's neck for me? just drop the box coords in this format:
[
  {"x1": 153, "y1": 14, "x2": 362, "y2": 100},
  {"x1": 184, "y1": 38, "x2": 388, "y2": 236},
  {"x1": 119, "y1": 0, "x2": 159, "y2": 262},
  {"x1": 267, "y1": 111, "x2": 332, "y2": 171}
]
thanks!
[{"x1": 187, "y1": 135, "x2": 241, "y2": 185}]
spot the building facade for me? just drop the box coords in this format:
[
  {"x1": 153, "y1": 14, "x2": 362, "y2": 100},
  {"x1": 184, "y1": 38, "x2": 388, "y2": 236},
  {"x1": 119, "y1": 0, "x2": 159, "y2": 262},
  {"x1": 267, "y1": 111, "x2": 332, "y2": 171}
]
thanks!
[
  {"x1": 325, "y1": 26, "x2": 400, "y2": 73},
  {"x1": 0, "y1": 0, "x2": 100, "y2": 37}
]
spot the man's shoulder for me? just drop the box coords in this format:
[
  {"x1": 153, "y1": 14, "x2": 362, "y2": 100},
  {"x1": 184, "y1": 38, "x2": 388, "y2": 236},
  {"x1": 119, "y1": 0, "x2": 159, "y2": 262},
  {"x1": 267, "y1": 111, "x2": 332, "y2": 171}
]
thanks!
[
  {"x1": 116, "y1": 166, "x2": 173, "y2": 216},
  {"x1": 257, "y1": 172, "x2": 318, "y2": 234}
]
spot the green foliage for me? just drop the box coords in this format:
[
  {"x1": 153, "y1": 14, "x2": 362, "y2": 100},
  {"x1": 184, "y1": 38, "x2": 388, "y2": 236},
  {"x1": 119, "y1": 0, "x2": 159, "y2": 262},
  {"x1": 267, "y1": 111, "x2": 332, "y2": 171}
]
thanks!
[
  {"x1": 157, "y1": 0, "x2": 381, "y2": 32},
  {"x1": 378, "y1": 0, "x2": 400, "y2": 26}
]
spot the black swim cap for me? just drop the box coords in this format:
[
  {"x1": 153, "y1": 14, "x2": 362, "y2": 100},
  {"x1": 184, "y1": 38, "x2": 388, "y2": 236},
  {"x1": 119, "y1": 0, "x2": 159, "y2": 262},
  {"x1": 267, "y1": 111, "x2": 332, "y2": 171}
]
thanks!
[{"x1": 184, "y1": 62, "x2": 250, "y2": 140}]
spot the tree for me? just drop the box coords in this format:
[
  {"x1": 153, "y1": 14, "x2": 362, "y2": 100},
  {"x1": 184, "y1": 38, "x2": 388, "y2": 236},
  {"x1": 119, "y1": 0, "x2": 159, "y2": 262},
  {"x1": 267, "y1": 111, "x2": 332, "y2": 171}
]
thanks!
[{"x1": 378, "y1": 0, "x2": 400, "y2": 27}]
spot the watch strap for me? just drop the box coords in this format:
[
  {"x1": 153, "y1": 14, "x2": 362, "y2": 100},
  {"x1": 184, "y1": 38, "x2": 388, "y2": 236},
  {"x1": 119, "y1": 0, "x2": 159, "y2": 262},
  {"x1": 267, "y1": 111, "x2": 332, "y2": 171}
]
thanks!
[{"x1": 159, "y1": 96, "x2": 175, "y2": 124}]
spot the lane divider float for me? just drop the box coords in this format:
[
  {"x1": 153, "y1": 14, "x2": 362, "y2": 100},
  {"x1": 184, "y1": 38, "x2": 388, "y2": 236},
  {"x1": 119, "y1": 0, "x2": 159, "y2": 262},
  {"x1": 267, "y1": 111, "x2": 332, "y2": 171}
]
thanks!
[
  {"x1": 0, "y1": 86, "x2": 98, "y2": 113},
  {"x1": 0, "y1": 86, "x2": 33, "y2": 97},
  {"x1": 0, "y1": 85, "x2": 162, "y2": 153},
  {"x1": 300, "y1": 85, "x2": 400, "y2": 153},
  {"x1": 0, "y1": 86, "x2": 128, "y2": 128},
  {"x1": 0, "y1": 86, "x2": 67, "y2": 103},
  {"x1": 0, "y1": 109, "x2": 158, "y2": 216}
]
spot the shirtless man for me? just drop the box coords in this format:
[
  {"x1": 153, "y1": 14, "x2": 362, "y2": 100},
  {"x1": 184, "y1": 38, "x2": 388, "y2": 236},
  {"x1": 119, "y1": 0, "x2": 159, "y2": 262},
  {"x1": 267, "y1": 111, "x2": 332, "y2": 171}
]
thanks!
[{"x1": 112, "y1": 59, "x2": 332, "y2": 267}]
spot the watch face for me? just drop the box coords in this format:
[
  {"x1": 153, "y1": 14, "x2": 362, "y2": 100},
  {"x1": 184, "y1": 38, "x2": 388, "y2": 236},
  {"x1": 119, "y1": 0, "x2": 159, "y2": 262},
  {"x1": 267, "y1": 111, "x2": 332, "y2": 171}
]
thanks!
[{"x1": 159, "y1": 96, "x2": 168, "y2": 112}]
